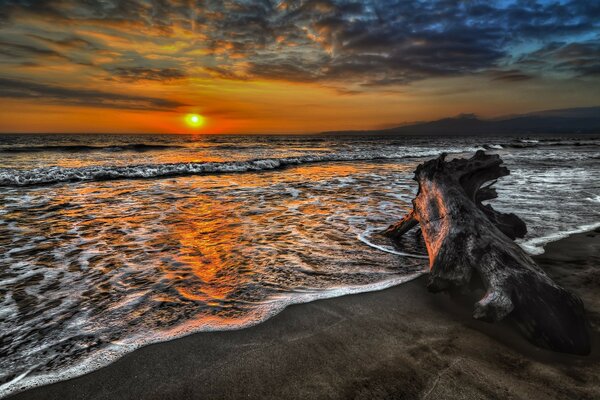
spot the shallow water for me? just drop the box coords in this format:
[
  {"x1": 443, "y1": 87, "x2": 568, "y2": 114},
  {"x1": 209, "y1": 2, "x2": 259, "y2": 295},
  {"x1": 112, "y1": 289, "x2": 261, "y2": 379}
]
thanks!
[{"x1": 0, "y1": 133, "x2": 599, "y2": 397}]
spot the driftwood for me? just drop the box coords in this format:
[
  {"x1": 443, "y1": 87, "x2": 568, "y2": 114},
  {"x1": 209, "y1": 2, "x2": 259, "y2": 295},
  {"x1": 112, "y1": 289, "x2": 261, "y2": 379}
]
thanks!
[{"x1": 384, "y1": 151, "x2": 590, "y2": 354}]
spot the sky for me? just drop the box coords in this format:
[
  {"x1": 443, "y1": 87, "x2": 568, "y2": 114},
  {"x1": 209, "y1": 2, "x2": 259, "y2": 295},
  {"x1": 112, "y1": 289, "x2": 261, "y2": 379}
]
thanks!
[{"x1": 0, "y1": 0, "x2": 598, "y2": 134}]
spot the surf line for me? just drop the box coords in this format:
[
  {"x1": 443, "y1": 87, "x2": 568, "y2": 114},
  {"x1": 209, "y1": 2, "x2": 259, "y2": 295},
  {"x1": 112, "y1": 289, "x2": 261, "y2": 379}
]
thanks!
[{"x1": 357, "y1": 228, "x2": 429, "y2": 259}]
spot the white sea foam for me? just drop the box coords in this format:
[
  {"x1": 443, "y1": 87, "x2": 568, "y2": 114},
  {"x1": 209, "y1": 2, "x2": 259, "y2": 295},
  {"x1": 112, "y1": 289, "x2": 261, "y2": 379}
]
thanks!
[
  {"x1": 519, "y1": 139, "x2": 539, "y2": 144},
  {"x1": 486, "y1": 144, "x2": 504, "y2": 150},
  {"x1": 0, "y1": 147, "x2": 482, "y2": 187},
  {"x1": 586, "y1": 195, "x2": 600, "y2": 203},
  {"x1": 357, "y1": 227, "x2": 429, "y2": 259},
  {"x1": 518, "y1": 222, "x2": 600, "y2": 255}
]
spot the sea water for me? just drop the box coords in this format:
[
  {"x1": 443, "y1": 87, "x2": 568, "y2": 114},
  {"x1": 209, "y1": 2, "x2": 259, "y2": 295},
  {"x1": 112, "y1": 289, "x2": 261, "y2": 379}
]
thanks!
[{"x1": 0, "y1": 133, "x2": 598, "y2": 397}]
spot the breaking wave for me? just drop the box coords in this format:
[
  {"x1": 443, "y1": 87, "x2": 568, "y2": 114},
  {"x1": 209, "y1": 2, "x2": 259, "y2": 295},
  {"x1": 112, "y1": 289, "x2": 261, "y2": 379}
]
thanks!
[
  {"x1": 504, "y1": 139, "x2": 600, "y2": 148},
  {"x1": 0, "y1": 148, "x2": 481, "y2": 187}
]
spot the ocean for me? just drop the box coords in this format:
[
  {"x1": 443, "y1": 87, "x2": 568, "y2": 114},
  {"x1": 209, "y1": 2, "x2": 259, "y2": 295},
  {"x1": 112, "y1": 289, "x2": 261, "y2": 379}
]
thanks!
[{"x1": 0, "y1": 133, "x2": 599, "y2": 397}]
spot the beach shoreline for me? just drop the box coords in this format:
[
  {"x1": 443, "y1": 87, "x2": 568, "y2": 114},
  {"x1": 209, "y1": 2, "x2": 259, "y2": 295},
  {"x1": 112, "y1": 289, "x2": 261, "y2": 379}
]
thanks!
[{"x1": 7, "y1": 228, "x2": 600, "y2": 400}]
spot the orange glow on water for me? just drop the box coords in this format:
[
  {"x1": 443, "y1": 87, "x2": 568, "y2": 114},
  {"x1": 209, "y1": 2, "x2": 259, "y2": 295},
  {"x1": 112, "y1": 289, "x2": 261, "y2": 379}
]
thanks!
[{"x1": 160, "y1": 200, "x2": 246, "y2": 306}]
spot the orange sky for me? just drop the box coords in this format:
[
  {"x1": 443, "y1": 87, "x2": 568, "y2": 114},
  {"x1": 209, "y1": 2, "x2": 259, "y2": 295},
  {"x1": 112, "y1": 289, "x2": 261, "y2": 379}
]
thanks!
[
  {"x1": 1, "y1": 76, "x2": 598, "y2": 134},
  {"x1": 0, "y1": 1, "x2": 599, "y2": 134}
]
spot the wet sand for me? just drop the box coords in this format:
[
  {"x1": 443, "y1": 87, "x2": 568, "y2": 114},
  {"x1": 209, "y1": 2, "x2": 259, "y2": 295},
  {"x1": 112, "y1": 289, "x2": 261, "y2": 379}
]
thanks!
[{"x1": 9, "y1": 229, "x2": 600, "y2": 400}]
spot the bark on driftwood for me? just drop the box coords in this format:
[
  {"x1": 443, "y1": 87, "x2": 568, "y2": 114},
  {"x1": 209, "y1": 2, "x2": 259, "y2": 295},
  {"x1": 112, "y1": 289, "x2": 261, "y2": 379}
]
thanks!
[{"x1": 384, "y1": 151, "x2": 590, "y2": 354}]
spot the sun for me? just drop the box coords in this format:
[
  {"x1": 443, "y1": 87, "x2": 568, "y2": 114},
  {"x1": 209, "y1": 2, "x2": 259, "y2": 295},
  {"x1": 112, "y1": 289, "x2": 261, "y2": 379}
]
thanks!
[{"x1": 185, "y1": 113, "x2": 205, "y2": 128}]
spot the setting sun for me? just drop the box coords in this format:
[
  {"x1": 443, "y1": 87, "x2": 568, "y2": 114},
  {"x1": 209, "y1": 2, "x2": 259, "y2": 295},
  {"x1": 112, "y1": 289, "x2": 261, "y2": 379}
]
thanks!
[{"x1": 185, "y1": 113, "x2": 205, "y2": 128}]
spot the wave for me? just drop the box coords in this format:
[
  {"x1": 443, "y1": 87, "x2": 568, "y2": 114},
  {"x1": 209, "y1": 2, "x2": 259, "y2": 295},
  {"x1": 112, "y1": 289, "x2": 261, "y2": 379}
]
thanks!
[
  {"x1": 503, "y1": 139, "x2": 600, "y2": 149},
  {"x1": 357, "y1": 227, "x2": 429, "y2": 259},
  {"x1": 0, "y1": 143, "x2": 183, "y2": 153},
  {"x1": 518, "y1": 221, "x2": 600, "y2": 255},
  {"x1": 0, "y1": 148, "x2": 480, "y2": 187},
  {"x1": 483, "y1": 144, "x2": 504, "y2": 150}
]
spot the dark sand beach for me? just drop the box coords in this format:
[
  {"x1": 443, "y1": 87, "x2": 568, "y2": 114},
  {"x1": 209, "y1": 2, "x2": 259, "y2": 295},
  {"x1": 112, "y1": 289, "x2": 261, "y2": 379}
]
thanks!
[{"x1": 9, "y1": 229, "x2": 600, "y2": 400}]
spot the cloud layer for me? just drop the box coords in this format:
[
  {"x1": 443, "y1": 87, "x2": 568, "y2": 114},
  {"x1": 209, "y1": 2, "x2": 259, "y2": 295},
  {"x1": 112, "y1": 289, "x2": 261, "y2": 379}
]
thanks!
[{"x1": 0, "y1": 0, "x2": 598, "y2": 111}]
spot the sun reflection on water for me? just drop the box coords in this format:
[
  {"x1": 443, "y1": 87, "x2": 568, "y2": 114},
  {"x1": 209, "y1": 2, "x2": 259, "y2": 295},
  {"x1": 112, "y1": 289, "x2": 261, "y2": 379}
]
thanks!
[{"x1": 0, "y1": 159, "x2": 427, "y2": 390}]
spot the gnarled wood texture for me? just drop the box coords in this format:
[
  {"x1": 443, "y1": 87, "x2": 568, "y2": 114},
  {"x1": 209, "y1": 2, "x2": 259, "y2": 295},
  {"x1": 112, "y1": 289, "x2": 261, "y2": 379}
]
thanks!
[{"x1": 384, "y1": 151, "x2": 590, "y2": 355}]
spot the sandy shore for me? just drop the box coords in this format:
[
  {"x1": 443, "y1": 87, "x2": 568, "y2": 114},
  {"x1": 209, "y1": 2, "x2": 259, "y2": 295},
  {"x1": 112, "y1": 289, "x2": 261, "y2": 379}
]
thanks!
[{"x1": 9, "y1": 229, "x2": 600, "y2": 400}]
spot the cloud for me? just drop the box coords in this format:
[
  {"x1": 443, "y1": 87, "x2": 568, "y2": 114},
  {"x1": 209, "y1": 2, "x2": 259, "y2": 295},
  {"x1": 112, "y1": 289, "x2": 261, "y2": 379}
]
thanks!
[
  {"x1": 108, "y1": 67, "x2": 187, "y2": 82},
  {"x1": 26, "y1": 34, "x2": 96, "y2": 50},
  {"x1": 518, "y1": 41, "x2": 600, "y2": 77},
  {"x1": 0, "y1": 0, "x2": 598, "y2": 94},
  {"x1": 0, "y1": 77, "x2": 186, "y2": 110},
  {"x1": 0, "y1": 40, "x2": 70, "y2": 61},
  {"x1": 489, "y1": 69, "x2": 533, "y2": 82},
  {"x1": 193, "y1": 0, "x2": 600, "y2": 87}
]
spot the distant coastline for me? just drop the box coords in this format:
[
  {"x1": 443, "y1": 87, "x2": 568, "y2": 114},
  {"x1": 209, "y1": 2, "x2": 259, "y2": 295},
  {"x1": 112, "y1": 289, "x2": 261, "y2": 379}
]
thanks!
[{"x1": 320, "y1": 106, "x2": 600, "y2": 136}]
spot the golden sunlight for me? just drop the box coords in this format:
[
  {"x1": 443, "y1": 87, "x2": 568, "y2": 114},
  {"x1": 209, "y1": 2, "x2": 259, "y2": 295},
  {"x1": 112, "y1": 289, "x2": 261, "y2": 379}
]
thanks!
[{"x1": 185, "y1": 113, "x2": 205, "y2": 128}]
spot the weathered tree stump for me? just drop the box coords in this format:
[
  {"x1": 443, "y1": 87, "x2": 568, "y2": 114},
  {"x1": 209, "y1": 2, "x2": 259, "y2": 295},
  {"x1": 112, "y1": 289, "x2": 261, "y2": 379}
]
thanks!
[{"x1": 383, "y1": 151, "x2": 590, "y2": 354}]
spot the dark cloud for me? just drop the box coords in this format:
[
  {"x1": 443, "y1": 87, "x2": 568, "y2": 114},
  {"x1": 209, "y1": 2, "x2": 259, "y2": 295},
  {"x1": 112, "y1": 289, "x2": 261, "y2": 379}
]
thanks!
[
  {"x1": 519, "y1": 41, "x2": 600, "y2": 77},
  {"x1": 109, "y1": 67, "x2": 187, "y2": 82},
  {"x1": 0, "y1": 40, "x2": 70, "y2": 60},
  {"x1": 0, "y1": 0, "x2": 64, "y2": 22},
  {"x1": 26, "y1": 34, "x2": 96, "y2": 50},
  {"x1": 0, "y1": 77, "x2": 186, "y2": 110},
  {"x1": 489, "y1": 69, "x2": 533, "y2": 82}
]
